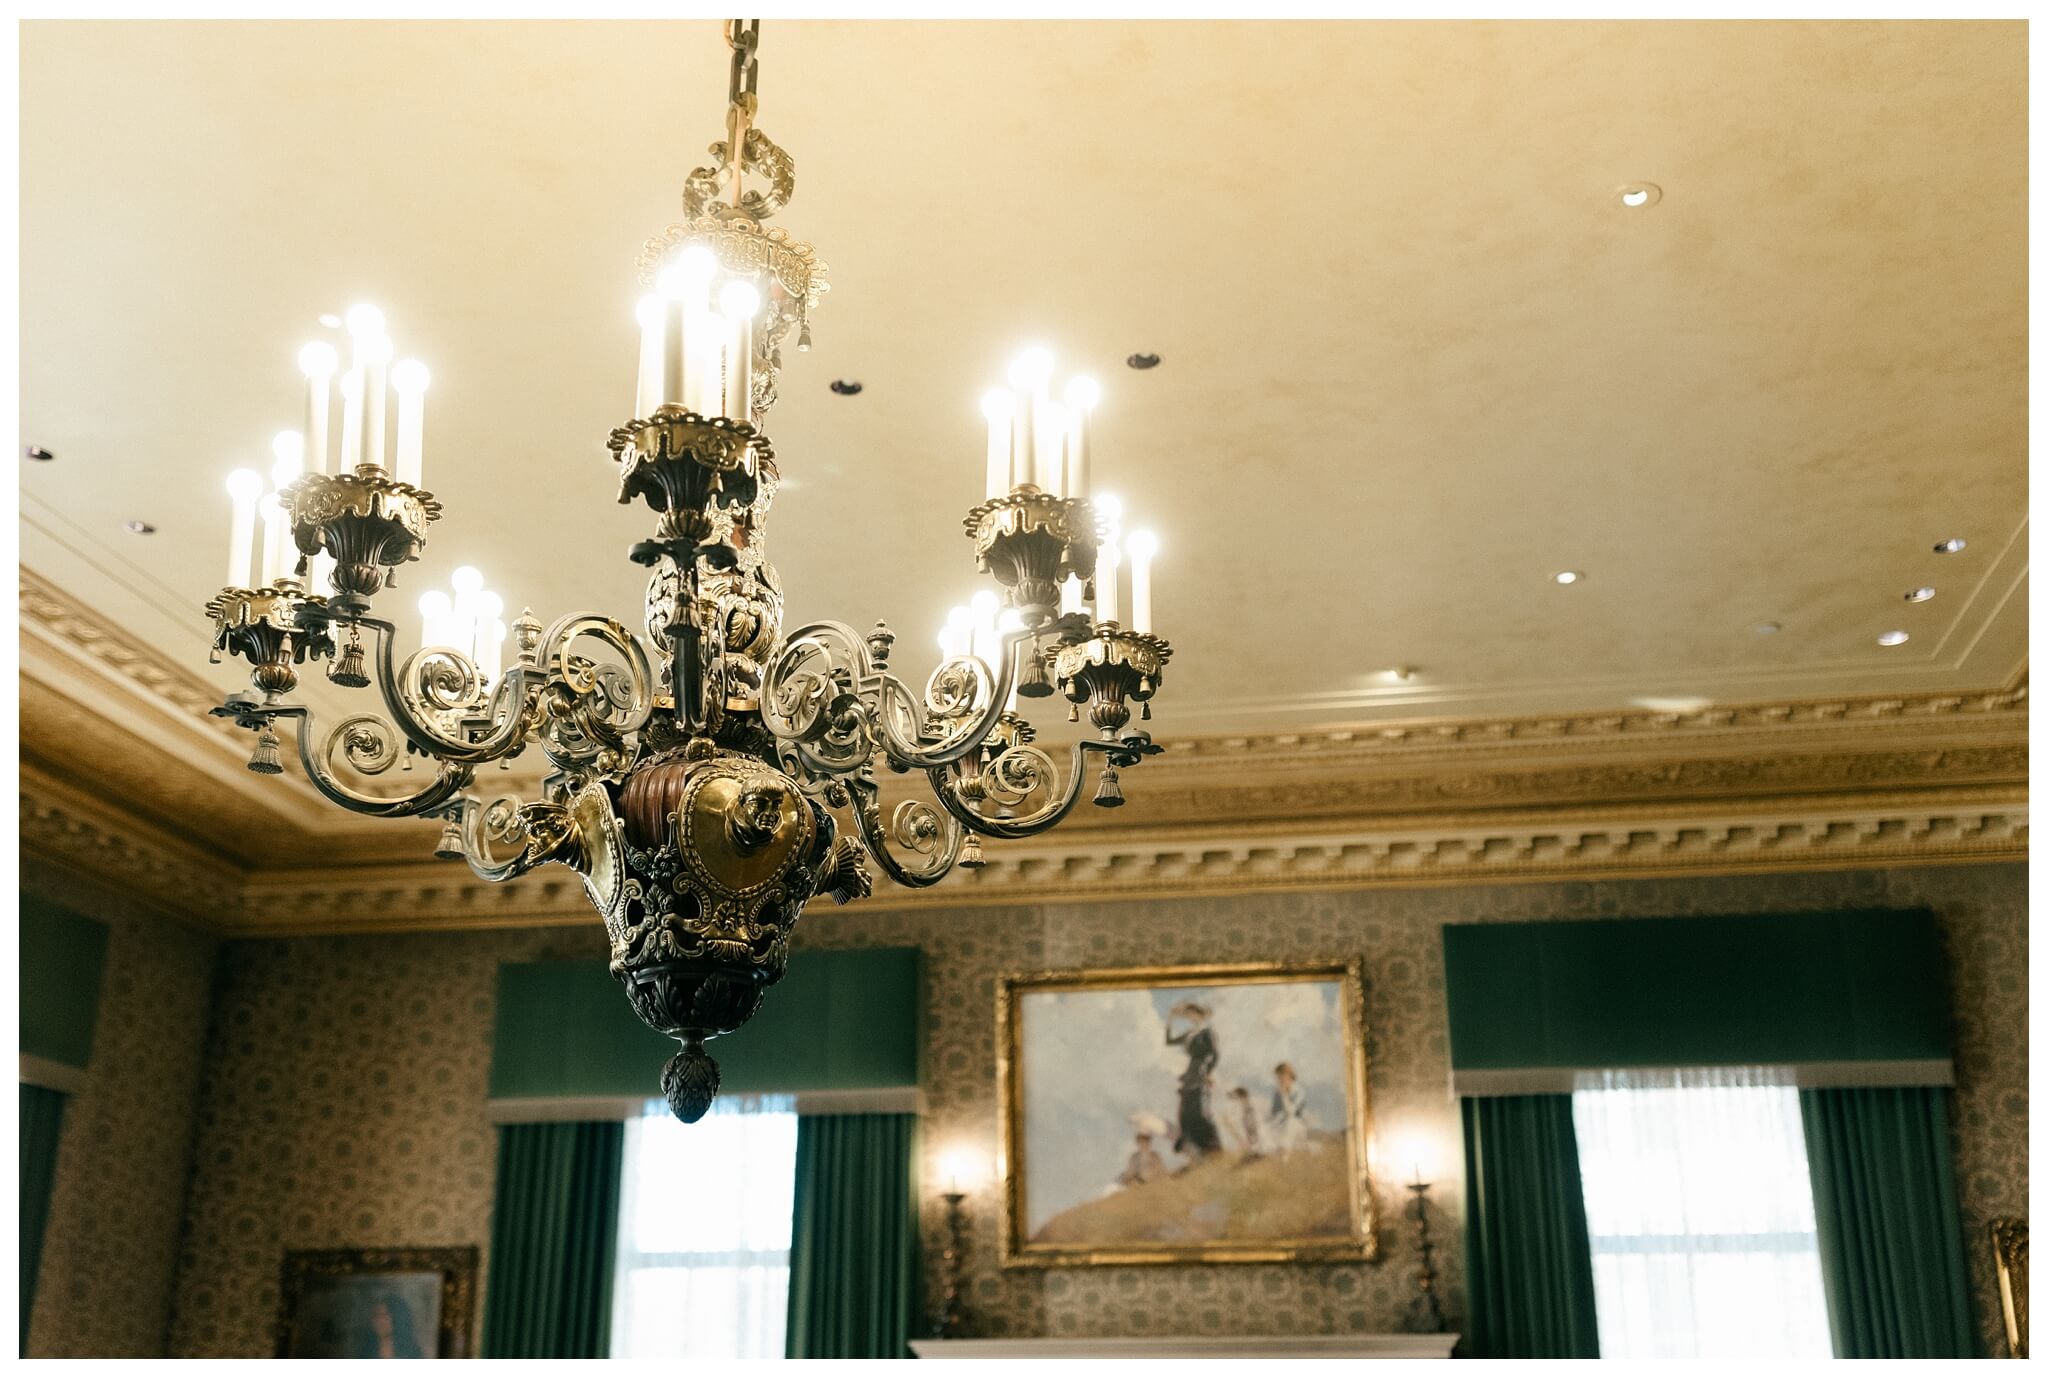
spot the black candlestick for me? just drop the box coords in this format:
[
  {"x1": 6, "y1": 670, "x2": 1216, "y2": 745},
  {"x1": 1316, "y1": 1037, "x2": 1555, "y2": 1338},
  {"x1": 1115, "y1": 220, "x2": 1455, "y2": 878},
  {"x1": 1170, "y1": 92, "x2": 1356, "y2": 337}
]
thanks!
[
  {"x1": 1405, "y1": 1178, "x2": 1448, "y2": 1333},
  {"x1": 931, "y1": 1190, "x2": 970, "y2": 1339}
]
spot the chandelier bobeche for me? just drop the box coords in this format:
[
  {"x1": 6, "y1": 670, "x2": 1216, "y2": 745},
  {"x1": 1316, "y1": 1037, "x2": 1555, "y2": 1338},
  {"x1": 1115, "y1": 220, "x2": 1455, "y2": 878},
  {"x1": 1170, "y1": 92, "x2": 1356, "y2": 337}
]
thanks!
[{"x1": 204, "y1": 20, "x2": 1171, "y2": 1121}]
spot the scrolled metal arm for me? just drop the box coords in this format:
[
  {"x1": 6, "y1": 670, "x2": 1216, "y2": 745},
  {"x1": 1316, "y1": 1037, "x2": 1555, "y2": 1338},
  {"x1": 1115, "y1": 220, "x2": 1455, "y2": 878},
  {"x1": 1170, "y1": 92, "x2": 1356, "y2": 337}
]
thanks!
[
  {"x1": 455, "y1": 792, "x2": 580, "y2": 883},
  {"x1": 844, "y1": 776, "x2": 963, "y2": 888},
  {"x1": 761, "y1": 619, "x2": 1029, "y2": 782},
  {"x1": 230, "y1": 702, "x2": 475, "y2": 818}
]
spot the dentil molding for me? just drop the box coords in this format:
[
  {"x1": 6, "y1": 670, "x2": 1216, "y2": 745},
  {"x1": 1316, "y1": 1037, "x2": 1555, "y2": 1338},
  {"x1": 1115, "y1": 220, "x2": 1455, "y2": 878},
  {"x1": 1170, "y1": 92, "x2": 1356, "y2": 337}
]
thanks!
[{"x1": 16, "y1": 567, "x2": 2030, "y2": 936}]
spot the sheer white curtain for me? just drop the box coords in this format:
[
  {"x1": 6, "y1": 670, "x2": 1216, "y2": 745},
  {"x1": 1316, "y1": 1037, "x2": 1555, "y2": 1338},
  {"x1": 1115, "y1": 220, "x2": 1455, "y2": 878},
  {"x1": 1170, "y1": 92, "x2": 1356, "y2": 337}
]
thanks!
[
  {"x1": 1571, "y1": 1067, "x2": 1832, "y2": 1360},
  {"x1": 609, "y1": 1094, "x2": 799, "y2": 1360}
]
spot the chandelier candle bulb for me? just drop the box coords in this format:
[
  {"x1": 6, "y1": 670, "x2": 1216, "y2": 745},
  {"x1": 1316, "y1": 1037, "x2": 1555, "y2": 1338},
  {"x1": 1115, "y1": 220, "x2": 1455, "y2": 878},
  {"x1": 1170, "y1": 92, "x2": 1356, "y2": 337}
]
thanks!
[
  {"x1": 476, "y1": 590, "x2": 506, "y2": 683},
  {"x1": 297, "y1": 341, "x2": 337, "y2": 474},
  {"x1": 718, "y1": 279, "x2": 760, "y2": 423},
  {"x1": 418, "y1": 590, "x2": 452, "y2": 649},
  {"x1": 363, "y1": 336, "x2": 392, "y2": 472},
  {"x1": 1062, "y1": 376, "x2": 1099, "y2": 497},
  {"x1": 271, "y1": 431, "x2": 304, "y2": 490},
  {"x1": 674, "y1": 246, "x2": 720, "y2": 415},
  {"x1": 337, "y1": 368, "x2": 364, "y2": 474},
  {"x1": 634, "y1": 296, "x2": 664, "y2": 418},
  {"x1": 940, "y1": 604, "x2": 973, "y2": 659},
  {"x1": 258, "y1": 492, "x2": 287, "y2": 588},
  {"x1": 225, "y1": 468, "x2": 263, "y2": 588},
  {"x1": 391, "y1": 359, "x2": 430, "y2": 487},
  {"x1": 1006, "y1": 348, "x2": 1053, "y2": 489},
  {"x1": 1059, "y1": 573, "x2": 1086, "y2": 617},
  {"x1": 656, "y1": 265, "x2": 692, "y2": 409},
  {"x1": 1097, "y1": 541, "x2": 1121, "y2": 625},
  {"x1": 1035, "y1": 400, "x2": 1068, "y2": 495},
  {"x1": 311, "y1": 551, "x2": 335, "y2": 598},
  {"x1": 1126, "y1": 530, "x2": 1158, "y2": 635},
  {"x1": 981, "y1": 390, "x2": 1014, "y2": 499}
]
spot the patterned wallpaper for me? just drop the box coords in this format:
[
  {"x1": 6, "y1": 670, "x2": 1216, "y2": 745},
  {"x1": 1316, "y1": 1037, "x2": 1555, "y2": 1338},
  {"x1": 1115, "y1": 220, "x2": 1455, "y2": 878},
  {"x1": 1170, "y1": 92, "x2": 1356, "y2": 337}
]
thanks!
[
  {"x1": 23, "y1": 861, "x2": 218, "y2": 1358},
  {"x1": 148, "y1": 863, "x2": 2024, "y2": 1358}
]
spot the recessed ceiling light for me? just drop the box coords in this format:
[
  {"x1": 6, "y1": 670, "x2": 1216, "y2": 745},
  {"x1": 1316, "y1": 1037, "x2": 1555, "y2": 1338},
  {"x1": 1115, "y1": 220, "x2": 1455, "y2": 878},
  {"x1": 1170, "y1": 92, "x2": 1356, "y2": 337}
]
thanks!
[
  {"x1": 828, "y1": 379, "x2": 863, "y2": 395},
  {"x1": 1126, "y1": 353, "x2": 1161, "y2": 370},
  {"x1": 124, "y1": 519, "x2": 156, "y2": 535},
  {"x1": 1933, "y1": 537, "x2": 1967, "y2": 554},
  {"x1": 1552, "y1": 570, "x2": 1583, "y2": 585},
  {"x1": 1904, "y1": 586, "x2": 1936, "y2": 603},
  {"x1": 1753, "y1": 620, "x2": 1783, "y2": 636},
  {"x1": 1377, "y1": 665, "x2": 1421, "y2": 684},
  {"x1": 1618, "y1": 182, "x2": 1662, "y2": 208},
  {"x1": 23, "y1": 444, "x2": 53, "y2": 462},
  {"x1": 1877, "y1": 629, "x2": 1910, "y2": 647},
  {"x1": 318, "y1": 313, "x2": 342, "y2": 328}
]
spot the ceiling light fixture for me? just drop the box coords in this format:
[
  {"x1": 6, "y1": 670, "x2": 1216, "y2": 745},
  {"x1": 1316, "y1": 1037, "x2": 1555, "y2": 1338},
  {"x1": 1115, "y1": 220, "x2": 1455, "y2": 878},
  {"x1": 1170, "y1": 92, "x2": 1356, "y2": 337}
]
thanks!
[
  {"x1": 1933, "y1": 537, "x2": 1967, "y2": 554},
  {"x1": 1904, "y1": 586, "x2": 1936, "y2": 603},
  {"x1": 828, "y1": 379, "x2": 863, "y2": 395},
  {"x1": 24, "y1": 444, "x2": 53, "y2": 462},
  {"x1": 124, "y1": 519, "x2": 156, "y2": 534},
  {"x1": 1552, "y1": 570, "x2": 1583, "y2": 585},
  {"x1": 1126, "y1": 352, "x2": 1161, "y2": 370},
  {"x1": 196, "y1": 20, "x2": 1172, "y2": 1125},
  {"x1": 1877, "y1": 630, "x2": 1910, "y2": 647},
  {"x1": 1618, "y1": 182, "x2": 1662, "y2": 208},
  {"x1": 1753, "y1": 621, "x2": 1783, "y2": 636}
]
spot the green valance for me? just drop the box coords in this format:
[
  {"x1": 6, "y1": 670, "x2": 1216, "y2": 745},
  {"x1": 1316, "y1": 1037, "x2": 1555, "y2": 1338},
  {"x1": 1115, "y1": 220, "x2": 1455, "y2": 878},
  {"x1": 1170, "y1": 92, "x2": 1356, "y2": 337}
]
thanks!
[
  {"x1": 18, "y1": 896, "x2": 108, "y2": 1080},
  {"x1": 1443, "y1": 909, "x2": 1952, "y2": 1094},
  {"x1": 488, "y1": 947, "x2": 921, "y2": 1116}
]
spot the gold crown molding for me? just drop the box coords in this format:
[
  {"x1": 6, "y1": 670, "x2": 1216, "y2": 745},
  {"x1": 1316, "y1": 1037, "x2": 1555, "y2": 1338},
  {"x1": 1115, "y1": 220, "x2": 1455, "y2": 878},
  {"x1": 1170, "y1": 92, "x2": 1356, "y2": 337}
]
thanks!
[
  {"x1": 1154, "y1": 674, "x2": 2028, "y2": 765},
  {"x1": 18, "y1": 763, "x2": 244, "y2": 926},
  {"x1": 19, "y1": 568, "x2": 240, "y2": 735},
  {"x1": 215, "y1": 798, "x2": 2026, "y2": 935},
  {"x1": 17, "y1": 566, "x2": 2030, "y2": 935}
]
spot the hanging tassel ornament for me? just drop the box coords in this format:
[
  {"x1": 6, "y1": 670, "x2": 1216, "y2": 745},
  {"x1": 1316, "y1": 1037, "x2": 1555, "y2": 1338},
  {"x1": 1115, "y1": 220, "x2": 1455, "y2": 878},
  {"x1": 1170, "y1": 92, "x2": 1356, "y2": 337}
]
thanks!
[
  {"x1": 959, "y1": 833, "x2": 986, "y2": 869},
  {"x1": 1093, "y1": 763, "x2": 1124, "y2": 808},
  {"x1": 329, "y1": 628, "x2": 370, "y2": 688},
  {"x1": 248, "y1": 728, "x2": 284, "y2": 775},
  {"x1": 433, "y1": 816, "x2": 464, "y2": 861}
]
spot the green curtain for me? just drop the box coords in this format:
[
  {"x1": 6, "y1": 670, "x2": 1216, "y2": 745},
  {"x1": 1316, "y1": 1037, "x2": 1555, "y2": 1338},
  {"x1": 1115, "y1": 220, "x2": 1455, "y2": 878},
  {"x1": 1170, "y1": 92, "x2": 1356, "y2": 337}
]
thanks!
[
  {"x1": 482, "y1": 1120, "x2": 625, "y2": 1359},
  {"x1": 786, "y1": 1113, "x2": 919, "y2": 1359},
  {"x1": 1800, "y1": 1086, "x2": 1976, "y2": 1358},
  {"x1": 19, "y1": 1085, "x2": 66, "y2": 1356},
  {"x1": 1461, "y1": 1094, "x2": 1600, "y2": 1358}
]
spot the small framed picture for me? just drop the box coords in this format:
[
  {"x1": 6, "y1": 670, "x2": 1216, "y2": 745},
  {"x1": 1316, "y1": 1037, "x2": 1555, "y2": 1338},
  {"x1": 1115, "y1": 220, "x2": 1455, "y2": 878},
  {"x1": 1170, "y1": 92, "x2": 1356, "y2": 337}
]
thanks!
[
  {"x1": 277, "y1": 1247, "x2": 479, "y2": 1359},
  {"x1": 997, "y1": 959, "x2": 1377, "y2": 1266}
]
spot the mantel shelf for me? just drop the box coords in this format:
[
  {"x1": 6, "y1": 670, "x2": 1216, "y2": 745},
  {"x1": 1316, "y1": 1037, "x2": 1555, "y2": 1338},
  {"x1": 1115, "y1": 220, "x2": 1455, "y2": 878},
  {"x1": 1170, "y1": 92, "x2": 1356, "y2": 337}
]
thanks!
[{"x1": 908, "y1": 1333, "x2": 1461, "y2": 1360}]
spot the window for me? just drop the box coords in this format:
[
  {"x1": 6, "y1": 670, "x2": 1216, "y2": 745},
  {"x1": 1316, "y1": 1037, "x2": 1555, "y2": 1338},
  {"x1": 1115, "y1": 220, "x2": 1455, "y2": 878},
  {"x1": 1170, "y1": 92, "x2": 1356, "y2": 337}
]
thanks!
[
  {"x1": 609, "y1": 1094, "x2": 799, "y2": 1360},
  {"x1": 1572, "y1": 1069, "x2": 1832, "y2": 1360}
]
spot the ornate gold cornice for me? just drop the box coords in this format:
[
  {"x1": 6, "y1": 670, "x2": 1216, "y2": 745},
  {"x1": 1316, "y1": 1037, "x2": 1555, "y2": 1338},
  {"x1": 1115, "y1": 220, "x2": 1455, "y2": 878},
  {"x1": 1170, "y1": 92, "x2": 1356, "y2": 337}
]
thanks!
[
  {"x1": 212, "y1": 796, "x2": 2026, "y2": 935},
  {"x1": 15, "y1": 568, "x2": 2029, "y2": 936}
]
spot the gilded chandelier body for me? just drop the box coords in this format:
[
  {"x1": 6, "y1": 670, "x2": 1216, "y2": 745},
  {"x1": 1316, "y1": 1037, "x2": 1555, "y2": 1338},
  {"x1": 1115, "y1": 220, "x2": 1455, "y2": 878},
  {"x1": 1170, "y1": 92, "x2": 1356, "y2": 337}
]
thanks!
[{"x1": 205, "y1": 20, "x2": 1170, "y2": 1120}]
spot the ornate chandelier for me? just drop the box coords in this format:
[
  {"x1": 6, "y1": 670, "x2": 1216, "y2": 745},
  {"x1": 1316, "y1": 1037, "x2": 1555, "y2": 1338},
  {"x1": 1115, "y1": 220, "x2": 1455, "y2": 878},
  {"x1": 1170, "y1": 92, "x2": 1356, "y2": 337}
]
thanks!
[{"x1": 202, "y1": 20, "x2": 1172, "y2": 1121}]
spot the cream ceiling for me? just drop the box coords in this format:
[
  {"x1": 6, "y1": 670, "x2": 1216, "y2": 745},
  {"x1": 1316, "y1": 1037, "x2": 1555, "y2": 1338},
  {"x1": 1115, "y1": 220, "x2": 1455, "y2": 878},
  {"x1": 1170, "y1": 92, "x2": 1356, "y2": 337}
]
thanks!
[{"x1": 20, "y1": 18, "x2": 2028, "y2": 765}]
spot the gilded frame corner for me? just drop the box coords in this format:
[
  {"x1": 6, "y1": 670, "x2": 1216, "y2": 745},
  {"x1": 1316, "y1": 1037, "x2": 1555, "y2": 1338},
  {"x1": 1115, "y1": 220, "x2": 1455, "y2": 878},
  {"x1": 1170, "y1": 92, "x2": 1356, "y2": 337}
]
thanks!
[
  {"x1": 995, "y1": 957, "x2": 1377, "y2": 1268},
  {"x1": 1993, "y1": 1217, "x2": 2028, "y2": 1359},
  {"x1": 276, "y1": 1245, "x2": 480, "y2": 1359}
]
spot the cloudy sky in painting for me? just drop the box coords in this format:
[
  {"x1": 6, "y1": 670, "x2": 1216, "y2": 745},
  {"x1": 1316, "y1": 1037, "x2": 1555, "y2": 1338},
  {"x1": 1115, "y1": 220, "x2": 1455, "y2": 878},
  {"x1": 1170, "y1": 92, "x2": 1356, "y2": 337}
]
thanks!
[{"x1": 1018, "y1": 978, "x2": 1347, "y2": 1233}]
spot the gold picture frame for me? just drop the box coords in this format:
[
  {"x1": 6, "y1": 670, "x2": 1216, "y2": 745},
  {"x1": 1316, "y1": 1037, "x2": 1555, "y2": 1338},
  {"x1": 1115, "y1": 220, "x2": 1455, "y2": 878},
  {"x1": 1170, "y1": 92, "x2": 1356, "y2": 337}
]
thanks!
[
  {"x1": 277, "y1": 1246, "x2": 479, "y2": 1359},
  {"x1": 997, "y1": 959, "x2": 1377, "y2": 1267},
  {"x1": 1993, "y1": 1218, "x2": 2027, "y2": 1359}
]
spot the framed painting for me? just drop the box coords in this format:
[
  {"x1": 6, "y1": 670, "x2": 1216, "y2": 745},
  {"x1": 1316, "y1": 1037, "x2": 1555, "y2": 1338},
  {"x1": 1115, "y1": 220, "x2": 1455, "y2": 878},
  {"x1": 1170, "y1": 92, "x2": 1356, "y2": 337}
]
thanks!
[
  {"x1": 997, "y1": 959, "x2": 1376, "y2": 1266},
  {"x1": 277, "y1": 1246, "x2": 479, "y2": 1359}
]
